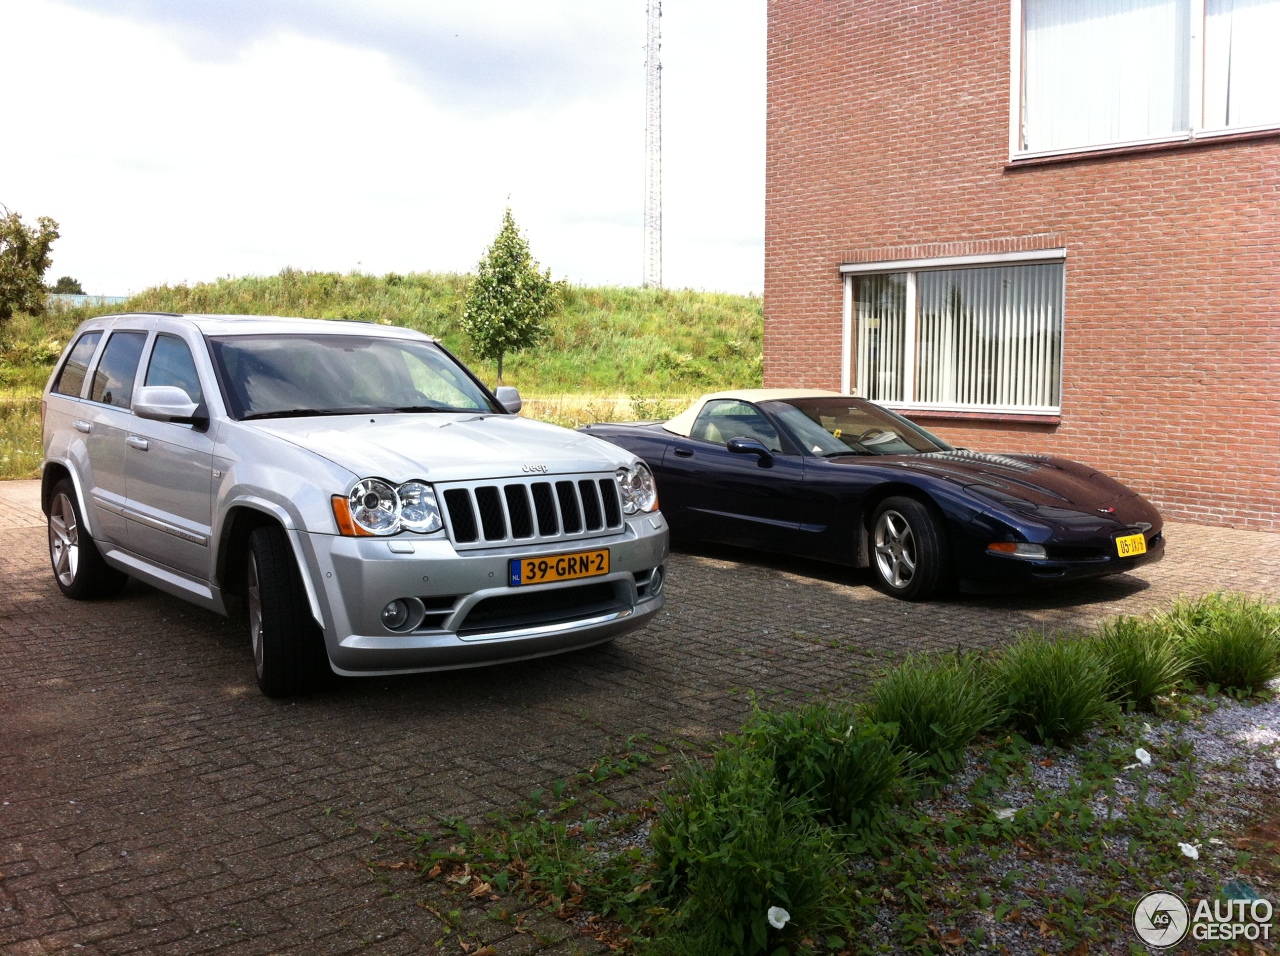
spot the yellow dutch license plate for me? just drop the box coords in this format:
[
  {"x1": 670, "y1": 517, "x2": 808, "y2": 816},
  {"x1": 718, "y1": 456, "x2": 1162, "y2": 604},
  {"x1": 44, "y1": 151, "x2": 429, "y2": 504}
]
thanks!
[
  {"x1": 1115, "y1": 533, "x2": 1147, "y2": 558},
  {"x1": 509, "y1": 549, "x2": 610, "y2": 587}
]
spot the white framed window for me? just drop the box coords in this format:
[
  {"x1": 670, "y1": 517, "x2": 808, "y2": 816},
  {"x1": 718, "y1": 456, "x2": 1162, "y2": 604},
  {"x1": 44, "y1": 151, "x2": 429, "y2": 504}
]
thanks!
[
  {"x1": 1010, "y1": 0, "x2": 1280, "y2": 158},
  {"x1": 840, "y1": 251, "x2": 1066, "y2": 415}
]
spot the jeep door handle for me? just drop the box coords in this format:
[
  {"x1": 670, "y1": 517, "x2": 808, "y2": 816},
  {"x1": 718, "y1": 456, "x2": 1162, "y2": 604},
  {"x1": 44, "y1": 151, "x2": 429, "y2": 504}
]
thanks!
[
  {"x1": 73, "y1": 420, "x2": 92, "y2": 434},
  {"x1": 126, "y1": 436, "x2": 150, "y2": 451}
]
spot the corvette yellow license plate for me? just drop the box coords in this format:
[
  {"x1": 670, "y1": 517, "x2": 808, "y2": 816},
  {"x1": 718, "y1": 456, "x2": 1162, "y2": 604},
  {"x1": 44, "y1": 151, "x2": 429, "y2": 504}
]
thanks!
[
  {"x1": 1115, "y1": 533, "x2": 1147, "y2": 558},
  {"x1": 509, "y1": 549, "x2": 610, "y2": 587}
]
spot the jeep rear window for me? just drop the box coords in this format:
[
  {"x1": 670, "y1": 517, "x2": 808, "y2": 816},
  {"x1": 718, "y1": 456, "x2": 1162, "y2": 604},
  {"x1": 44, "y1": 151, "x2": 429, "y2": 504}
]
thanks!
[
  {"x1": 208, "y1": 333, "x2": 500, "y2": 420},
  {"x1": 52, "y1": 331, "x2": 102, "y2": 397}
]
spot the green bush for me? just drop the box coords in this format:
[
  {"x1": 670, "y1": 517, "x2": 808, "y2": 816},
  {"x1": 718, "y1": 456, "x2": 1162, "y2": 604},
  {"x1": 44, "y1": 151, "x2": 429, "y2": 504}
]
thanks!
[
  {"x1": 996, "y1": 633, "x2": 1113, "y2": 745},
  {"x1": 1163, "y1": 594, "x2": 1280, "y2": 696},
  {"x1": 650, "y1": 748, "x2": 847, "y2": 955},
  {"x1": 865, "y1": 653, "x2": 1002, "y2": 775},
  {"x1": 1092, "y1": 615, "x2": 1187, "y2": 710},
  {"x1": 740, "y1": 703, "x2": 905, "y2": 832}
]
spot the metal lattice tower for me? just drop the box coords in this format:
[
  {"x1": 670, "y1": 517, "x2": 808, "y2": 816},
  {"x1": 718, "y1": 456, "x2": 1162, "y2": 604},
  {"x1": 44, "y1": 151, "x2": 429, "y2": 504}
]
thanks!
[{"x1": 643, "y1": 0, "x2": 662, "y2": 288}]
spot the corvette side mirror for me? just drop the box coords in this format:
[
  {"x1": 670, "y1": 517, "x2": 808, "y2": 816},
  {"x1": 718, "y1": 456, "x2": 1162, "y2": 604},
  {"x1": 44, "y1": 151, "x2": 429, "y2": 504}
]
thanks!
[{"x1": 727, "y1": 437, "x2": 774, "y2": 464}]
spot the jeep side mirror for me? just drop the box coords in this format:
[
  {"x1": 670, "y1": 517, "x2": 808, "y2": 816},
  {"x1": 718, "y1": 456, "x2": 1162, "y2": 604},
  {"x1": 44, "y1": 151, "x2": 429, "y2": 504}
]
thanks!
[
  {"x1": 495, "y1": 386, "x2": 523, "y2": 414},
  {"x1": 133, "y1": 385, "x2": 209, "y2": 429}
]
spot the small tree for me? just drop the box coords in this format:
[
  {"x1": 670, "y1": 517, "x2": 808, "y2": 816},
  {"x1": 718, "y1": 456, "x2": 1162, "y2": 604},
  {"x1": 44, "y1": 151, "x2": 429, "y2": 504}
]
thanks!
[
  {"x1": 462, "y1": 208, "x2": 557, "y2": 386},
  {"x1": 0, "y1": 205, "x2": 60, "y2": 326},
  {"x1": 49, "y1": 276, "x2": 84, "y2": 294}
]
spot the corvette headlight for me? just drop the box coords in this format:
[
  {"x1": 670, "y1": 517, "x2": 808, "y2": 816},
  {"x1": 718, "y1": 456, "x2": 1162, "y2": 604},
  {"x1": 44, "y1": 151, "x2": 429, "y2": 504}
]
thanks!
[
  {"x1": 616, "y1": 462, "x2": 658, "y2": 515},
  {"x1": 331, "y1": 478, "x2": 443, "y2": 536}
]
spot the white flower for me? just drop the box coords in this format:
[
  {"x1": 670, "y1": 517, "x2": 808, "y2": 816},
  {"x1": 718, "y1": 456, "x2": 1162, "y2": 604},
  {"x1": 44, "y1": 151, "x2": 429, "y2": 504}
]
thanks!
[
  {"x1": 1135, "y1": 748, "x2": 1152, "y2": 766},
  {"x1": 767, "y1": 906, "x2": 790, "y2": 930},
  {"x1": 995, "y1": 808, "x2": 1017, "y2": 820},
  {"x1": 1179, "y1": 842, "x2": 1200, "y2": 860},
  {"x1": 1142, "y1": 723, "x2": 1154, "y2": 735}
]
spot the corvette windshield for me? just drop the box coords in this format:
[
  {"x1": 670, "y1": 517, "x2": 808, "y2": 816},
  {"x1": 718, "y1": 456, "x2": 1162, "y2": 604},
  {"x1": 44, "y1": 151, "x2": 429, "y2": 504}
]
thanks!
[
  {"x1": 209, "y1": 333, "x2": 500, "y2": 420},
  {"x1": 764, "y1": 398, "x2": 951, "y2": 456}
]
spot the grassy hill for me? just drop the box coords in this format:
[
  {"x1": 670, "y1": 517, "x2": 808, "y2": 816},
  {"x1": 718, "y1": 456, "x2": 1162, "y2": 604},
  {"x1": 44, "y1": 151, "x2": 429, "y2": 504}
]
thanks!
[{"x1": 0, "y1": 270, "x2": 764, "y2": 478}]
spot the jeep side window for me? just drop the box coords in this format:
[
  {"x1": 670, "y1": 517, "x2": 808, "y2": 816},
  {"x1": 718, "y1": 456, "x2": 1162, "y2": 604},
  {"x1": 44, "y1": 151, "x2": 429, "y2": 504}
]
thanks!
[
  {"x1": 52, "y1": 332, "x2": 102, "y2": 397},
  {"x1": 89, "y1": 331, "x2": 147, "y2": 409},
  {"x1": 144, "y1": 334, "x2": 204, "y2": 405}
]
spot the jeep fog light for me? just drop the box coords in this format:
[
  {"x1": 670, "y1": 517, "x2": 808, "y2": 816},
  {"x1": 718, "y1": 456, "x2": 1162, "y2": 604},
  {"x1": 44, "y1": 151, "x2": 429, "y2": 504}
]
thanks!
[
  {"x1": 380, "y1": 598, "x2": 425, "y2": 632},
  {"x1": 381, "y1": 600, "x2": 410, "y2": 629}
]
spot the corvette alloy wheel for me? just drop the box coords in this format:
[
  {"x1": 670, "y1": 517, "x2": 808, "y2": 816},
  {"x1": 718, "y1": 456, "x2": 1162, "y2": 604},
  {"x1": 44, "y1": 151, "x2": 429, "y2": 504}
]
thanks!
[
  {"x1": 869, "y1": 496, "x2": 947, "y2": 601},
  {"x1": 874, "y1": 508, "x2": 916, "y2": 590}
]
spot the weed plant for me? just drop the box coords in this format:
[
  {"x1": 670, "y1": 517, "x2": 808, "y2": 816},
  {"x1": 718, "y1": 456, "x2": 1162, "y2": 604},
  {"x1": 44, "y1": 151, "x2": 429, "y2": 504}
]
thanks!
[
  {"x1": 738, "y1": 703, "x2": 905, "y2": 833},
  {"x1": 865, "y1": 653, "x2": 1002, "y2": 776},
  {"x1": 650, "y1": 748, "x2": 848, "y2": 954},
  {"x1": 1092, "y1": 615, "x2": 1186, "y2": 710},
  {"x1": 1163, "y1": 593, "x2": 1280, "y2": 696},
  {"x1": 995, "y1": 632, "x2": 1114, "y2": 745}
]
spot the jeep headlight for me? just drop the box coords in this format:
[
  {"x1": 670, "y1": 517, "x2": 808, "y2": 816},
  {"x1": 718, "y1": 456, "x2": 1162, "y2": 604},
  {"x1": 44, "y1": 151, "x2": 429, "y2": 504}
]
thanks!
[
  {"x1": 398, "y1": 480, "x2": 443, "y2": 534},
  {"x1": 615, "y1": 462, "x2": 658, "y2": 515},
  {"x1": 332, "y1": 478, "x2": 443, "y2": 536}
]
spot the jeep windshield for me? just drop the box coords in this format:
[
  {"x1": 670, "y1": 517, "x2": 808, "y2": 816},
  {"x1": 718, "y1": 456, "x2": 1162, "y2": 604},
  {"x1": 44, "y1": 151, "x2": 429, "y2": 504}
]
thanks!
[{"x1": 208, "y1": 333, "x2": 502, "y2": 421}]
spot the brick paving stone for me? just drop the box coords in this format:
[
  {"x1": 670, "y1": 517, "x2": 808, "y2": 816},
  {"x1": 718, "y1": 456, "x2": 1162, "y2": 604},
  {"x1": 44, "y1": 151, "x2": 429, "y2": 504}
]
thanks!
[{"x1": 2, "y1": 477, "x2": 1278, "y2": 952}]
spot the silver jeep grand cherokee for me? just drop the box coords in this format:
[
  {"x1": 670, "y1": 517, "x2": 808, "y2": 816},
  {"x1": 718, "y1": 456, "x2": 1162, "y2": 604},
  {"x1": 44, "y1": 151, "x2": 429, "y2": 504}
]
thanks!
[{"x1": 41, "y1": 313, "x2": 669, "y2": 696}]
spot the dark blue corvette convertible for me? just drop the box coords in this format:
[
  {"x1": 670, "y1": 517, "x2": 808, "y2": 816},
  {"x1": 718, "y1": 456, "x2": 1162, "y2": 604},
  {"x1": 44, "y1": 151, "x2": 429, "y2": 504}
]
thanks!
[{"x1": 580, "y1": 390, "x2": 1164, "y2": 601}]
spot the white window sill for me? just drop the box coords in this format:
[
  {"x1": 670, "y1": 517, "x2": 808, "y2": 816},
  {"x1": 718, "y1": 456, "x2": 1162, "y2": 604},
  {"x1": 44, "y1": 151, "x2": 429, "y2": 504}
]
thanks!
[
  {"x1": 1009, "y1": 124, "x2": 1280, "y2": 165},
  {"x1": 886, "y1": 405, "x2": 1062, "y2": 426}
]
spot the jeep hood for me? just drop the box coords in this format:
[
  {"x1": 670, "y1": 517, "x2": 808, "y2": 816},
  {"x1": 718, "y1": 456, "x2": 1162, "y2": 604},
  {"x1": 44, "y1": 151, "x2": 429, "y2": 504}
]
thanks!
[{"x1": 249, "y1": 413, "x2": 636, "y2": 484}]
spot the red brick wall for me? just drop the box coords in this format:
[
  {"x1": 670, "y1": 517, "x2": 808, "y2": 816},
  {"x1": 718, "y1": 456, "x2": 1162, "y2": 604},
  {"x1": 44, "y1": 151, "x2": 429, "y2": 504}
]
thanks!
[{"x1": 765, "y1": 0, "x2": 1280, "y2": 531}]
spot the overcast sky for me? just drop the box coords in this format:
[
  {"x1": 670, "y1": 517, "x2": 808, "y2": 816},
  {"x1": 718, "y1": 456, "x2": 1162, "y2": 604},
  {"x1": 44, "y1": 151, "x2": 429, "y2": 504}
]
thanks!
[{"x1": 1, "y1": 0, "x2": 765, "y2": 296}]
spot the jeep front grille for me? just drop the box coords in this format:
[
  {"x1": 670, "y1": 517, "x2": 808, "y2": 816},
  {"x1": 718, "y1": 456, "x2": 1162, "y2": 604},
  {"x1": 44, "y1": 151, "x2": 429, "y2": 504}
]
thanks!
[{"x1": 440, "y1": 475, "x2": 625, "y2": 549}]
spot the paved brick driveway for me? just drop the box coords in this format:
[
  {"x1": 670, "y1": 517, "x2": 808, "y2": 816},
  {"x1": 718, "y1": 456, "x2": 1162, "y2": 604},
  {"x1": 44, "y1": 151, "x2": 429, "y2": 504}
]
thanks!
[{"x1": 2, "y1": 478, "x2": 1277, "y2": 955}]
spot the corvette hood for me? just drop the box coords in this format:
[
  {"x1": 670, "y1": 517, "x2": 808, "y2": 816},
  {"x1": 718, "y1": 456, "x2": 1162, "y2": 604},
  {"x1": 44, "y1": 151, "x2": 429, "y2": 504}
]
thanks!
[
  {"x1": 249, "y1": 413, "x2": 635, "y2": 484},
  {"x1": 876, "y1": 450, "x2": 1138, "y2": 511}
]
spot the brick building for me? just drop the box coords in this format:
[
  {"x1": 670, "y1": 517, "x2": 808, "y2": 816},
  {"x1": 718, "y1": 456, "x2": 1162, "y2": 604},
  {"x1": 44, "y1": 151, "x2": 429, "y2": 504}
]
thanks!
[{"x1": 764, "y1": 0, "x2": 1280, "y2": 531}]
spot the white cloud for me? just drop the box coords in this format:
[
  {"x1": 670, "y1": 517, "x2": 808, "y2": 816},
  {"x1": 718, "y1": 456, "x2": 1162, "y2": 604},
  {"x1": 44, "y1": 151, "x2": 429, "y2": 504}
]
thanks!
[{"x1": 1, "y1": 0, "x2": 764, "y2": 295}]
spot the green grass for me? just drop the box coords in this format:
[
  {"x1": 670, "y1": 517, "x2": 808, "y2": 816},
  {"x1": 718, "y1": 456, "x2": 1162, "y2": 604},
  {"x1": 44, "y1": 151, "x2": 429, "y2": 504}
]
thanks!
[
  {"x1": 995, "y1": 632, "x2": 1115, "y2": 746},
  {"x1": 1092, "y1": 614, "x2": 1186, "y2": 711},
  {"x1": 1163, "y1": 593, "x2": 1280, "y2": 697},
  {"x1": 738, "y1": 703, "x2": 906, "y2": 833},
  {"x1": 650, "y1": 747, "x2": 849, "y2": 955},
  {"x1": 0, "y1": 270, "x2": 763, "y2": 479},
  {"x1": 865, "y1": 653, "x2": 1003, "y2": 777},
  {"x1": 113, "y1": 269, "x2": 764, "y2": 395},
  {"x1": 402, "y1": 600, "x2": 1280, "y2": 954},
  {"x1": 0, "y1": 398, "x2": 43, "y2": 480}
]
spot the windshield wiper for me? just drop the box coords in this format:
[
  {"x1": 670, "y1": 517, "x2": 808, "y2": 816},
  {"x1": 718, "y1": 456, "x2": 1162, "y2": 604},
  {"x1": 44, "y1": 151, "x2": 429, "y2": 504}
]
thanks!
[{"x1": 241, "y1": 408, "x2": 359, "y2": 421}]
